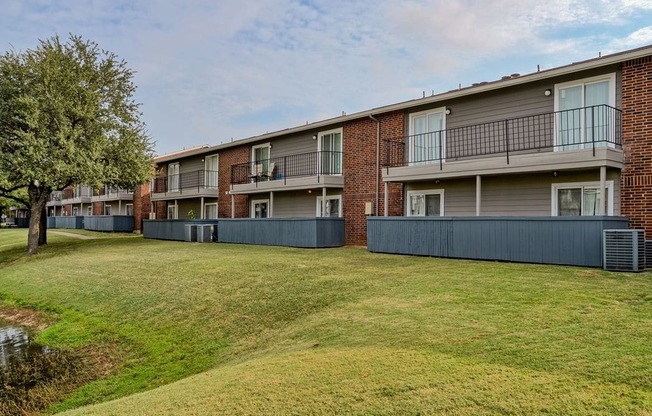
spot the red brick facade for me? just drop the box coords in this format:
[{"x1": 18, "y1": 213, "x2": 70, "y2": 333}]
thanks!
[
  {"x1": 133, "y1": 183, "x2": 151, "y2": 232},
  {"x1": 92, "y1": 201, "x2": 103, "y2": 216},
  {"x1": 343, "y1": 111, "x2": 405, "y2": 245},
  {"x1": 620, "y1": 56, "x2": 652, "y2": 237},
  {"x1": 218, "y1": 145, "x2": 250, "y2": 218}
]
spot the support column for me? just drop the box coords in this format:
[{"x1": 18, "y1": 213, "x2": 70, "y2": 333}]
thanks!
[
  {"x1": 322, "y1": 187, "x2": 327, "y2": 217},
  {"x1": 599, "y1": 166, "x2": 606, "y2": 216},
  {"x1": 200, "y1": 197, "x2": 205, "y2": 219},
  {"x1": 475, "y1": 175, "x2": 482, "y2": 216},
  {"x1": 119, "y1": 200, "x2": 122, "y2": 215},
  {"x1": 269, "y1": 192, "x2": 274, "y2": 218},
  {"x1": 384, "y1": 182, "x2": 389, "y2": 217},
  {"x1": 231, "y1": 194, "x2": 235, "y2": 218}
]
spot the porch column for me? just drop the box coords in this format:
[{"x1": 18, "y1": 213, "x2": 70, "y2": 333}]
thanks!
[
  {"x1": 231, "y1": 194, "x2": 235, "y2": 218},
  {"x1": 200, "y1": 197, "x2": 205, "y2": 219},
  {"x1": 475, "y1": 175, "x2": 482, "y2": 216},
  {"x1": 384, "y1": 182, "x2": 389, "y2": 217},
  {"x1": 269, "y1": 192, "x2": 274, "y2": 218},
  {"x1": 119, "y1": 200, "x2": 122, "y2": 215},
  {"x1": 322, "y1": 187, "x2": 327, "y2": 217},
  {"x1": 599, "y1": 166, "x2": 606, "y2": 216}
]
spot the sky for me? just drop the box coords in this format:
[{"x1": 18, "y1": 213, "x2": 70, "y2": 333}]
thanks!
[{"x1": 1, "y1": 0, "x2": 652, "y2": 156}]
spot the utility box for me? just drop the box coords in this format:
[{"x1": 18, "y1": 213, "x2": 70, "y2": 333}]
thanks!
[
  {"x1": 603, "y1": 229, "x2": 645, "y2": 272},
  {"x1": 364, "y1": 202, "x2": 374, "y2": 216}
]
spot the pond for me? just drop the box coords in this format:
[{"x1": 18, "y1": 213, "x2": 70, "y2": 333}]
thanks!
[{"x1": 0, "y1": 320, "x2": 50, "y2": 368}]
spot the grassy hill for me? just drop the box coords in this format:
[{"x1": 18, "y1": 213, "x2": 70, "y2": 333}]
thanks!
[{"x1": 0, "y1": 229, "x2": 650, "y2": 415}]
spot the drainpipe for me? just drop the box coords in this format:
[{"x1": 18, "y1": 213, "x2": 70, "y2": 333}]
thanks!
[{"x1": 369, "y1": 114, "x2": 380, "y2": 216}]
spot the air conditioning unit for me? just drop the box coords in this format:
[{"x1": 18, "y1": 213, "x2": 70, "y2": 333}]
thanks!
[
  {"x1": 603, "y1": 229, "x2": 645, "y2": 272},
  {"x1": 646, "y1": 240, "x2": 652, "y2": 269},
  {"x1": 149, "y1": 212, "x2": 156, "y2": 220}
]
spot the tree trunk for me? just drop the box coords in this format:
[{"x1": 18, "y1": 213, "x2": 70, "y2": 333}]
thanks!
[
  {"x1": 38, "y1": 206, "x2": 47, "y2": 245},
  {"x1": 27, "y1": 184, "x2": 50, "y2": 255}
]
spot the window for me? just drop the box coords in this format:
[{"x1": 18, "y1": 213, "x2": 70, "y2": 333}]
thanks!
[
  {"x1": 409, "y1": 108, "x2": 446, "y2": 165},
  {"x1": 104, "y1": 205, "x2": 111, "y2": 216},
  {"x1": 552, "y1": 181, "x2": 613, "y2": 216},
  {"x1": 205, "y1": 155, "x2": 218, "y2": 188},
  {"x1": 407, "y1": 190, "x2": 444, "y2": 216},
  {"x1": 554, "y1": 74, "x2": 615, "y2": 150},
  {"x1": 125, "y1": 204, "x2": 134, "y2": 216},
  {"x1": 168, "y1": 163, "x2": 180, "y2": 192},
  {"x1": 316, "y1": 195, "x2": 342, "y2": 217},
  {"x1": 167, "y1": 204, "x2": 178, "y2": 220},
  {"x1": 251, "y1": 199, "x2": 269, "y2": 218},
  {"x1": 205, "y1": 203, "x2": 218, "y2": 219},
  {"x1": 72, "y1": 207, "x2": 79, "y2": 216},
  {"x1": 87, "y1": 206, "x2": 93, "y2": 216},
  {"x1": 318, "y1": 128, "x2": 343, "y2": 175},
  {"x1": 252, "y1": 143, "x2": 271, "y2": 179}
]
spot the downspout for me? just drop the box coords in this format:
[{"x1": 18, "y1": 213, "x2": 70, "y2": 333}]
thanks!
[{"x1": 369, "y1": 114, "x2": 380, "y2": 216}]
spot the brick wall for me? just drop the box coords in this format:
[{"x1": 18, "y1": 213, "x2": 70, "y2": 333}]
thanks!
[
  {"x1": 621, "y1": 56, "x2": 652, "y2": 238},
  {"x1": 92, "y1": 201, "x2": 103, "y2": 216},
  {"x1": 218, "y1": 145, "x2": 250, "y2": 218},
  {"x1": 343, "y1": 111, "x2": 405, "y2": 245},
  {"x1": 132, "y1": 183, "x2": 151, "y2": 232}
]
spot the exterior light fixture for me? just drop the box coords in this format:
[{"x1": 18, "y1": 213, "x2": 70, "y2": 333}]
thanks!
[
  {"x1": 312, "y1": 135, "x2": 317, "y2": 140},
  {"x1": 445, "y1": 108, "x2": 452, "y2": 115},
  {"x1": 544, "y1": 89, "x2": 552, "y2": 96}
]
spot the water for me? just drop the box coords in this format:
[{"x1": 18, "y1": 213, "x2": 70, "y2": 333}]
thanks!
[{"x1": 0, "y1": 320, "x2": 48, "y2": 368}]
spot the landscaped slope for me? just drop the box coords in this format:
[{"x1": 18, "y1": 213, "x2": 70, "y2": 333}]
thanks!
[{"x1": 0, "y1": 230, "x2": 650, "y2": 415}]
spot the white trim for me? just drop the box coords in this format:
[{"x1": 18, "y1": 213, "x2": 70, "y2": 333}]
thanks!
[
  {"x1": 204, "y1": 154, "x2": 219, "y2": 188},
  {"x1": 316, "y1": 194, "x2": 343, "y2": 217},
  {"x1": 167, "y1": 203, "x2": 178, "y2": 220},
  {"x1": 251, "y1": 142, "x2": 271, "y2": 160},
  {"x1": 317, "y1": 128, "x2": 343, "y2": 176},
  {"x1": 125, "y1": 203, "x2": 134, "y2": 216},
  {"x1": 551, "y1": 180, "x2": 614, "y2": 216},
  {"x1": 204, "y1": 202, "x2": 218, "y2": 219},
  {"x1": 250, "y1": 199, "x2": 270, "y2": 218},
  {"x1": 103, "y1": 204, "x2": 112, "y2": 216},
  {"x1": 553, "y1": 73, "x2": 616, "y2": 150},
  {"x1": 406, "y1": 189, "x2": 445, "y2": 216},
  {"x1": 168, "y1": 162, "x2": 180, "y2": 192},
  {"x1": 408, "y1": 107, "x2": 447, "y2": 165},
  {"x1": 87, "y1": 205, "x2": 93, "y2": 216}
]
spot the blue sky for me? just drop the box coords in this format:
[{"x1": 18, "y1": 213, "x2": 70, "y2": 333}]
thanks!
[{"x1": 2, "y1": 0, "x2": 652, "y2": 155}]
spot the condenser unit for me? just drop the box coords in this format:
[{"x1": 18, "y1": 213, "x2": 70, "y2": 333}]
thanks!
[{"x1": 603, "y1": 229, "x2": 645, "y2": 272}]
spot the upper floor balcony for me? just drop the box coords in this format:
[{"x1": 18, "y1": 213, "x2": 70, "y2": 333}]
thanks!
[
  {"x1": 151, "y1": 169, "x2": 218, "y2": 201},
  {"x1": 383, "y1": 104, "x2": 623, "y2": 182},
  {"x1": 48, "y1": 185, "x2": 93, "y2": 205},
  {"x1": 92, "y1": 186, "x2": 133, "y2": 202},
  {"x1": 230, "y1": 150, "x2": 343, "y2": 194}
]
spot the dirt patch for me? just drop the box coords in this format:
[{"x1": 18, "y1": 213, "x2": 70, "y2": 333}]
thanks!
[{"x1": 0, "y1": 307, "x2": 54, "y2": 332}]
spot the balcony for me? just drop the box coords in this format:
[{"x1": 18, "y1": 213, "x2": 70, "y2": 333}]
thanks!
[
  {"x1": 230, "y1": 151, "x2": 343, "y2": 194},
  {"x1": 384, "y1": 105, "x2": 623, "y2": 181},
  {"x1": 92, "y1": 186, "x2": 133, "y2": 202},
  {"x1": 151, "y1": 169, "x2": 218, "y2": 200},
  {"x1": 46, "y1": 191, "x2": 64, "y2": 206},
  {"x1": 61, "y1": 186, "x2": 93, "y2": 204}
]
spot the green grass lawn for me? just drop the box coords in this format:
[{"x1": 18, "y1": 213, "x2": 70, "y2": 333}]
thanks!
[{"x1": 0, "y1": 228, "x2": 651, "y2": 415}]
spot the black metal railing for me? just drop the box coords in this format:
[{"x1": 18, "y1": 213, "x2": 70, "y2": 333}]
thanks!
[
  {"x1": 152, "y1": 169, "x2": 218, "y2": 194},
  {"x1": 231, "y1": 151, "x2": 343, "y2": 185},
  {"x1": 385, "y1": 104, "x2": 622, "y2": 168},
  {"x1": 99, "y1": 186, "x2": 133, "y2": 197}
]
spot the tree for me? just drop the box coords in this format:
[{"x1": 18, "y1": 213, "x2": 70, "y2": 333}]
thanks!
[{"x1": 0, "y1": 34, "x2": 153, "y2": 254}]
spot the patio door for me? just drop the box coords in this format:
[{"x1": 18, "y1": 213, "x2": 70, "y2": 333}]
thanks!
[
  {"x1": 252, "y1": 144, "x2": 270, "y2": 178},
  {"x1": 205, "y1": 155, "x2": 218, "y2": 188},
  {"x1": 168, "y1": 163, "x2": 180, "y2": 192},
  {"x1": 318, "y1": 129, "x2": 342, "y2": 175},
  {"x1": 251, "y1": 199, "x2": 269, "y2": 218},
  {"x1": 409, "y1": 109, "x2": 445, "y2": 165}
]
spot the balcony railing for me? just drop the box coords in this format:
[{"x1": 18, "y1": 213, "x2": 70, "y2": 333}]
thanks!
[
  {"x1": 231, "y1": 151, "x2": 343, "y2": 185},
  {"x1": 48, "y1": 191, "x2": 64, "y2": 203},
  {"x1": 99, "y1": 186, "x2": 133, "y2": 197},
  {"x1": 152, "y1": 169, "x2": 218, "y2": 194},
  {"x1": 62, "y1": 186, "x2": 93, "y2": 200},
  {"x1": 385, "y1": 104, "x2": 622, "y2": 168}
]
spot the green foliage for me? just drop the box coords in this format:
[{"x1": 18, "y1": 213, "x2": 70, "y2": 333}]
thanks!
[{"x1": 0, "y1": 34, "x2": 153, "y2": 191}]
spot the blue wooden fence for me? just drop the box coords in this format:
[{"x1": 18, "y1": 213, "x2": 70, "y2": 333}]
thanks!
[{"x1": 367, "y1": 216, "x2": 630, "y2": 267}]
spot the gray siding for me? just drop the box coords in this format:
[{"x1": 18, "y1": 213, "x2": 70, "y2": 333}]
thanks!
[
  {"x1": 176, "y1": 155, "x2": 206, "y2": 175},
  {"x1": 367, "y1": 216, "x2": 629, "y2": 267},
  {"x1": 269, "y1": 132, "x2": 318, "y2": 159},
  {"x1": 177, "y1": 199, "x2": 202, "y2": 220},
  {"x1": 406, "y1": 169, "x2": 621, "y2": 216}
]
